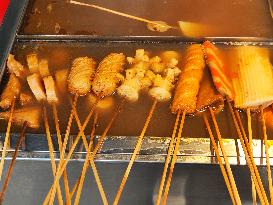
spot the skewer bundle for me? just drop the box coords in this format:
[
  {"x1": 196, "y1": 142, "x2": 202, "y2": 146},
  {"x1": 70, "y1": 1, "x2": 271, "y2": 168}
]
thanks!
[{"x1": 0, "y1": 42, "x2": 273, "y2": 205}]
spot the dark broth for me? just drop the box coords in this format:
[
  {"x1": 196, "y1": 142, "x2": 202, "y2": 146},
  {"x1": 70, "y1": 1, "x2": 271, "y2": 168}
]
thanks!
[
  {"x1": 1, "y1": 41, "x2": 272, "y2": 141},
  {"x1": 20, "y1": 0, "x2": 273, "y2": 37}
]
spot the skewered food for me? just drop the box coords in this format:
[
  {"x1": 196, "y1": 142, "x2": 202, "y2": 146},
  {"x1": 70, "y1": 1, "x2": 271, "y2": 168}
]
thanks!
[
  {"x1": 92, "y1": 53, "x2": 125, "y2": 97},
  {"x1": 38, "y1": 59, "x2": 50, "y2": 78},
  {"x1": 0, "y1": 74, "x2": 21, "y2": 109},
  {"x1": 171, "y1": 44, "x2": 205, "y2": 113},
  {"x1": 26, "y1": 53, "x2": 39, "y2": 73},
  {"x1": 43, "y1": 76, "x2": 59, "y2": 103},
  {"x1": 147, "y1": 21, "x2": 169, "y2": 32},
  {"x1": 230, "y1": 46, "x2": 273, "y2": 109},
  {"x1": 7, "y1": 54, "x2": 27, "y2": 78},
  {"x1": 88, "y1": 94, "x2": 114, "y2": 112},
  {"x1": 55, "y1": 69, "x2": 69, "y2": 94},
  {"x1": 196, "y1": 68, "x2": 224, "y2": 113},
  {"x1": 19, "y1": 91, "x2": 34, "y2": 106},
  {"x1": 0, "y1": 106, "x2": 41, "y2": 128},
  {"x1": 149, "y1": 63, "x2": 181, "y2": 102},
  {"x1": 203, "y1": 41, "x2": 234, "y2": 100},
  {"x1": 160, "y1": 51, "x2": 180, "y2": 63},
  {"x1": 27, "y1": 73, "x2": 46, "y2": 102},
  {"x1": 68, "y1": 57, "x2": 96, "y2": 96},
  {"x1": 117, "y1": 49, "x2": 155, "y2": 102}
]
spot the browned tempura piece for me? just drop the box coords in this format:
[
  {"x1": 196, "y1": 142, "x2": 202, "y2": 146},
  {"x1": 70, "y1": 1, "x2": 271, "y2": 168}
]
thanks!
[
  {"x1": 171, "y1": 44, "x2": 205, "y2": 113},
  {"x1": 0, "y1": 74, "x2": 21, "y2": 109},
  {"x1": 68, "y1": 57, "x2": 96, "y2": 96},
  {"x1": 7, "y1": 54, "x2": 27, "y2": 78},
  {"x1": 0, "y1": 106, "x2": 41, "y2": 129},
  {"x1": 92, "y1": 53, "x2": 125, "y2": 97},
  {"x1": 196, "y1": 68, "x2": 224, "y2": 114}
]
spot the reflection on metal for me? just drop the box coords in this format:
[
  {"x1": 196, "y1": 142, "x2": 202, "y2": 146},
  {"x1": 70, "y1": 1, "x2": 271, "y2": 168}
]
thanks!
[{"x1": 1, "y1": 134, "x2": 272, "y2": 165}]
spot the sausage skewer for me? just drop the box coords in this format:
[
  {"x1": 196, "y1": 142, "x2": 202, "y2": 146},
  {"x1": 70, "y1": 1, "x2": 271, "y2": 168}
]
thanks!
[{"x1": 157, "y1": 44, "x2": 205, "y2": 205}]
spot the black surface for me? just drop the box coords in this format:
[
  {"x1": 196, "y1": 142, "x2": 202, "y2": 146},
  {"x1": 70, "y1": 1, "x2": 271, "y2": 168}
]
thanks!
[
  {"x1": 0, "y1": 160, "x2": 268, "y2": 205},
  {"x1": 0, "y1": 0, "x2": 28, "y2": 80}
]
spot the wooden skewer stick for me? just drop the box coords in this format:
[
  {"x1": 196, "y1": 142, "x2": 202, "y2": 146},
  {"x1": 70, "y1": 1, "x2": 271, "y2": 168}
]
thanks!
[
  {"x1": 155, "y1": 111, "x2": 181, "y2": 205},
  {"x1": 161, "y1": 111, "x2": 186, "y2": 205},
  {"x1": 43, "y1": 105, "x2": 64, "y2": 205},
  {"x1": 209, "y1": 107, "x2": 242, "y2": 205},
  {"x1": 261, "y1": 108, "x2": 273, "y2": 204},
  {"x1": 0, "y1": 121, "x2": 27, "y2": 205},
  {"x1": 73, "y1": 112, "x2": 99, "y2": 205},
  {"x1": 234, "y1": 108, "x2": 269, "y2": 204},
  {"x1": 247, "y1": 108, "x2": 257, "y2": 205},
  {"x1": 203, "y1": 115, "x2": 236, "y2": 205},
  {"x1": 69, "y1": 0, "x2": 178, "y2": 30},
  {"x1": 0, "y1": 100, "x2": 15, "y2": 180},
  {"x1": 228, "y1": 101, "x2": 268, "y2": 205},
  {"x1": 113, "y1": 99, "x2": 157, "y2": 205},
  {"x1": 71, "y1": 107, "x2": 108, "y2": 205},
  {"x1": 52, "y1": 103, "x2": 71, "y2": 205},
  {"x1": 45, "y1": 94, "x2": 79, "y2": 205},
  {"x1": 68, "y1": 113, "x2": 98, "y2": 202},
  {"x1": 45, "y1": 97, "x2": 120, "y2": 205}
]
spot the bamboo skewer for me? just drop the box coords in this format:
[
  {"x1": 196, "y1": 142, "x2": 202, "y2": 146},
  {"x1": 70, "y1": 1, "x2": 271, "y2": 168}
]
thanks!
[
  {"x1": 45, "y1": 97, "x2": 121, "y2": 205},
  {"x1": 261, "y1": 108, "x2": 273, "y2": 204},
  {"x1": 155, "y1": 111, "x2": 181, "y2": 205},
  {"x1": 247, "y1": 108, "x2": 257, "y2": 205},
  {"x1": 52, "y1": 103, "x2": 71, "y2": 205},
  {"x1": 69, "y1": 0, "x2": 177, "y2": 30},
  {"x1": 71, "y1": 106, "x2": 108, "y2": 205},
  {"x1": 228, "y1": 102, "x2": 268, "y2": 205},
  {"x1": 46, "y1": 94, "x2": 79, "y2": 205},
  {"x1": 113, "y1": 99, "x2": 157, "y2": 205},
  {"x1": 73, "y1": 112, "x2": 98, "y2": 205},
  {"x1": 43, "y1": 105, "x2": 64, "y2": 205},
  {"x1": 161, "y1": 111, "x2": 186, "y2": 205},
  {"x1": 0, "y1": 121, "x2": 27, "y2": 205},
  {"x1": 209, "y1": 107, "x2": 242, "y2": 205},
  {"x1": 68, "y1": 113, "x2": 98, "y2": 202},
  {"x1": 0, "y1": 100, "x2": 15, "y2": 180},
  {"x1": 203, "y1": 115, "x2": 236, "y2": 205},
  {"x1": 234, "y1": 108, "x2": 268, "y2": 203}
]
